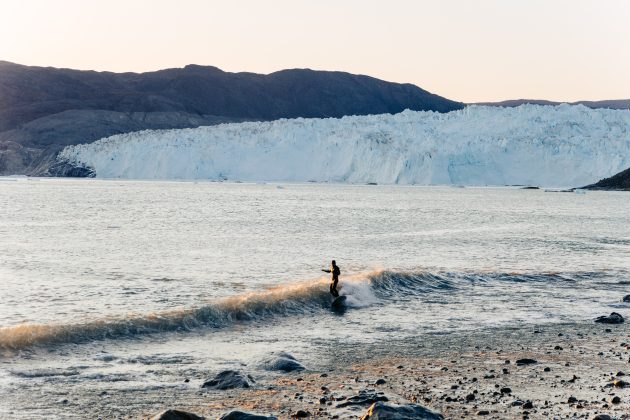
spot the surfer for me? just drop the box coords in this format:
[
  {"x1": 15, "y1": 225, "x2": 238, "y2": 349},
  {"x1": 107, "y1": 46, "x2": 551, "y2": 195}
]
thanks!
[{"x1": 322, "y1": 260, "x2": 340, "y2": 297}]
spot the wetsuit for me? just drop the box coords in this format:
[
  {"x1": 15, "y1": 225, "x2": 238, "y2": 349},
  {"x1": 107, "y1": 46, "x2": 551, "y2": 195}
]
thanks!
[{"x1": 323, "y1": 264, "x2": 340, "y2": 297}]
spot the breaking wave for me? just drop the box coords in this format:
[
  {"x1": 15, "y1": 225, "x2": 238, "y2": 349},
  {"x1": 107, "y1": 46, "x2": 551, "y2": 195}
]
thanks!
[{"x1": 0, "y1": 269, "x2": 620, "y2": 350}]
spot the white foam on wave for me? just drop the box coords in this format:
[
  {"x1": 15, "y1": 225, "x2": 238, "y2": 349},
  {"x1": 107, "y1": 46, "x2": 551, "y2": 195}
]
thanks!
[{"x1": 338, "y1": 272, "x2": 380, "y2": 308}]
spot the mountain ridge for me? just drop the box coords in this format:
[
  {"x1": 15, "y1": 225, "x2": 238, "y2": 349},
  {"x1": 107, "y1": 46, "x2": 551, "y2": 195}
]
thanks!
[
  {"x1": 476, "y1": 98, "x2": 630, "y2": 110},
  {"x1": 0, "y1": 61, "x2": 464, "y2": 175}
]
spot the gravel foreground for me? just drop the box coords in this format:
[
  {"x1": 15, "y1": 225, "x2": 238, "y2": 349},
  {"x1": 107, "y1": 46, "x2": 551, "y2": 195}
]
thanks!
[{"x1": 140, "y1": 321, "x2": 630, "y2": 419}]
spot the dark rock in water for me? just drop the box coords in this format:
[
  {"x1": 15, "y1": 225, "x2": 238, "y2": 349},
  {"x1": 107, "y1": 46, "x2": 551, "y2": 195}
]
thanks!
[
  {"x1": 293, "y1": 410, "x2": 310, "y2": 418},
  {"x1": 218, "y1": 411, "x2": 278, "y2": 420},
  {"x1": 360, "y1": 402, "x2": 443, "y2": 420},
  {"x1": 593, "y1": 415, "x2": 613, "y2": 420},
  {"x1": 477, "y1": 410, "x2": 490, "y2": 416},
  {"x1": 500, "y1": 387, "x2": 511, "y2": 394},
  {"x1": 336, "y1": 390, "x2": 389, "y2": 408},
  {"x1": 375, "y1": 378, "x2": 386, "y2": 385},
  {"x1": 515, "y1": 358, "x2": 537, "y2": 366},
  {"x1": 611, "y1": 396, "x2": 621, "y2": 404},
  {"x1": 201, "y1": 370, "x2": 254, "y2": 390},
  {"x1": 594, "y1": 312, "x2": 624, "y2": 324},
  {"x1": 623, "y1": 295, "x2": 630, "y2": 303},
  {"x1": 522, "y1": 401, "x2": 533, "y2": 409},
  {"x1": 259, "y1": 352, "x2": 305, "y2": 372},
  {"x1": 47, "y1": 160, "x2": 95, "y2": 177},
  {"x1": 151, "y1": 409, "x2": 205, "y2": 420}
]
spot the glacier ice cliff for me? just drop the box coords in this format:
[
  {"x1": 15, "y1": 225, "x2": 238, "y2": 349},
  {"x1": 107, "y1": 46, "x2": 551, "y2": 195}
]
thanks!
[{"x1": 58, "y1": 104, "x2": 630, "y2": 187}]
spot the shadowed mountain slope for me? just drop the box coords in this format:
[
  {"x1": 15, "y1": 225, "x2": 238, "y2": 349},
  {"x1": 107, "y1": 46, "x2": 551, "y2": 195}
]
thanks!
[{"x1": 0, "y1": 61, "x2": 463, "y2": 175}]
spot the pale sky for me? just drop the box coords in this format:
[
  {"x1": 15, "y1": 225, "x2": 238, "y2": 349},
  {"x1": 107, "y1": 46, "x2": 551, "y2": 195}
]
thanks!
[{"x1": 2, "y1": 0, "x2": 629, "y2": 103}]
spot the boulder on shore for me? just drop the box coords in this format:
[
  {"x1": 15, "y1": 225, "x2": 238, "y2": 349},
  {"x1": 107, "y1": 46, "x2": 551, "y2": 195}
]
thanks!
[
  {"x1": 201, "y1": 370, "x2": 254, "y2": 390},
  {"x1": 218, "y1": 411, "x2": 278, "y2": 420},
  {"x1": 337, "y1": 390, "x2": 389, "y2": 408},
  {"x1": 360, "y1": 402, "x2": 444, "y2": 420},
  {"x1": 259, "y1": 352, "x2": 305, "y2": 372},
  {"x1": 594, "y1": 312, "x2": 624, "y2": 324},
  {"x1": 151, "y1": 409, "x2": 205, "y2": 420}
]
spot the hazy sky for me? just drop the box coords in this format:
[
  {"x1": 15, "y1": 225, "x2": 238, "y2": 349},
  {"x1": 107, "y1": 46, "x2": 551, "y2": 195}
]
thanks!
[{"x1": 2, "y1": 0, "x2": 629, "y2": 102}]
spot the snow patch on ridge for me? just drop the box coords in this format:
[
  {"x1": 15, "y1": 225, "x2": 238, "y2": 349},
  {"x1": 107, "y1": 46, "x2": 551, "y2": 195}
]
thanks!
[{"x1": 58, "y1": 104, "x2": 630, "y2": 187}]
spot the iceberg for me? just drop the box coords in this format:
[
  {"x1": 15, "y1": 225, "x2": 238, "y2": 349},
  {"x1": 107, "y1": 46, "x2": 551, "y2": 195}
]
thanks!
[{"x1": 58, "y1": 104, "x2": 630, "y2": 187}]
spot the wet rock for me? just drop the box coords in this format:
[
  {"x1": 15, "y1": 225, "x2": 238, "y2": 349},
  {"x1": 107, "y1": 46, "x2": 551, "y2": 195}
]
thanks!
[
  {"x1": 259, "y1": 352, "x2": 305, "y2": 372},
  {"x1": 151, "y1": 409, "x2": 205, "y2": 420},
  {"x1": 611, "y1": 396, "x2": 621, "y2": 404},
  {"x1": 516, "y1": 358, "x2": 537, "y2": 366},
  {"x1": 594, "y1": 312, "x2": 624, "y2": 324},
  {"x1": 201, "y1": 370, "x2": 254, "y2": 390},
  {"x1": 593, "y1": 415, "x2": 613, "y2": 420},
  {"x1": 375, "y1": 378, "x2": 386, "y2": 385},
  {"x1": 543, "y1": 367, "x2": 551, "y2": 372},
  {"x1": 360, "y1": 402, "x2": 443, "y2": 420},
  {"x1": 522, "y1": 401, "x2": 533, "y2": 409},
  {"x1": 293, "y1": 410, "x2": 310, "y2": 418},
  {"x1": 500, "y1": 387, "x2": 511, "y2": 394},
  {"x1": 336, "y1": 390, "x2": 389, "y2": 408},
  {"x1": 477, "y1": 410, "x2": 490, "y2": 416},
  {"x1": 623, "y1": 295, "x2": 630, "y2": 303},
  {"x1": 568, "y1": 396, "x2": 578, "y2": 404},
  {"x1": 219, "y1": 412, "x2": 277, "y2": 420},
  {"x1": 466, "y1": 393, "x2": 475, "y2": 401}
]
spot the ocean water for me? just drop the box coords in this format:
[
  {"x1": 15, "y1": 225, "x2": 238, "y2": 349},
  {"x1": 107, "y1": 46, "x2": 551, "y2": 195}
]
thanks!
[{"x1": 1, "y1": 178, "x2": 629, "y2": 417}]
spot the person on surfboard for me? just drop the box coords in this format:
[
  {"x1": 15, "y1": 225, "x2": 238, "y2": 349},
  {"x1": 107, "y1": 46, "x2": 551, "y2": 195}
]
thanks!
[{"x1": 322, "y1": 260, "x2": 340, "y2": 297}]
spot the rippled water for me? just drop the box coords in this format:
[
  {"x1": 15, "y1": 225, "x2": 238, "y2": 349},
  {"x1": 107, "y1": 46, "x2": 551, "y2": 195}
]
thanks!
[{"x1": 1, "y1": 178, "x2": 629, "y2": 416}]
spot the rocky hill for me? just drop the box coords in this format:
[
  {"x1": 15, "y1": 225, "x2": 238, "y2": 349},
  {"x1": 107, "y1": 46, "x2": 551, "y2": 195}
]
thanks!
[
  {"x1": 583, "y1": 166, "x2": 630, "y2": 191},
  {"x1": 0, "y1": 61, "x2": 464, "y2": 175}
]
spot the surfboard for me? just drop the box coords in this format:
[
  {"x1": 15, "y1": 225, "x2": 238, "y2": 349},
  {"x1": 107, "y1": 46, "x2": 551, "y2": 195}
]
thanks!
[{"x1": 331, "y1": 295, "x2": 347, "y2": 309}]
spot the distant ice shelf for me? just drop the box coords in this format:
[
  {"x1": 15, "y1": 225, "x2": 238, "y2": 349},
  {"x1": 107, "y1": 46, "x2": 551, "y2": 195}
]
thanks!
[{"x1": 58, "y1": 104, "x2": 630, "y2": 187}]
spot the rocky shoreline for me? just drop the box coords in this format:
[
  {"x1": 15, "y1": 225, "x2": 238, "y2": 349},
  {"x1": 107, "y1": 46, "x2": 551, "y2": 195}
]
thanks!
[
  {"x1": 583, "y1": 167, "x2": 630, "y2": 191},
  {"x1": 140, "y1": 318, "x2": 629, "y2": 420}
]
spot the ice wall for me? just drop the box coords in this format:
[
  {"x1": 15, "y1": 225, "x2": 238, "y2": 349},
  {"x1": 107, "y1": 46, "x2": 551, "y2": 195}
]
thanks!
[{"x1": 58, "y1": 104, "x2": 630, "y2": 187}]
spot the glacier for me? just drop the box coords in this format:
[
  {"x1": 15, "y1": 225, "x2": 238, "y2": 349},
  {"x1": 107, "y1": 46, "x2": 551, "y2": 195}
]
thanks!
[{"x1": 58, "y1": 104, "x2": 630, "y2": 187}]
